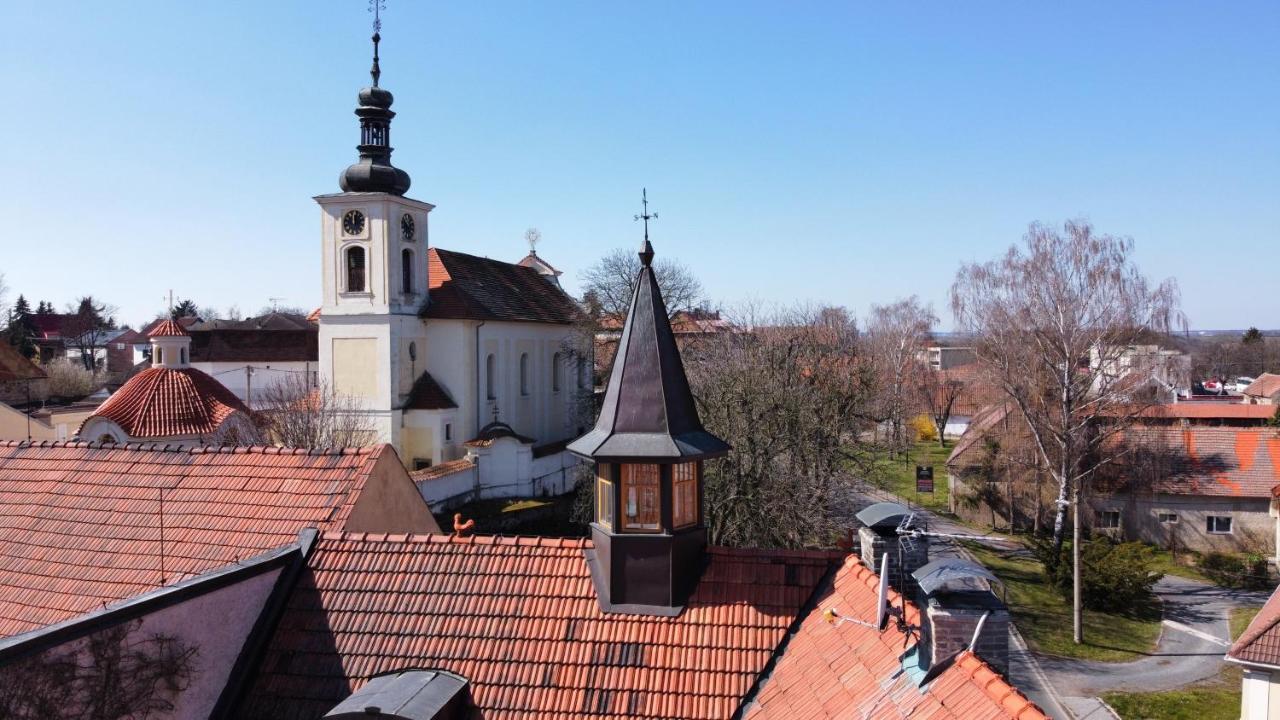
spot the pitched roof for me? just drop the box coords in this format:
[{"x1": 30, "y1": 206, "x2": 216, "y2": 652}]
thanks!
[
  {"x1": 81, "y1": 366, "x2": 250, "y2": 438},
  {"x1": 0, "y1": 442, "x2": 393, "y2": 639},
  {"x1": 1228, "y1": 583, "x2": 1280, "y2": 668},
  {"x1": 188, "y1": 328, "x2": 318, "y2": 363},
  {"x1": 193, "y1": 312, "x2": 315, "y2": 331},
  {"x1": 146, "y1": 318, "x2": 193, "y2": 337},
  {"x1": 238, "y1": 533, "x2": 838, "y2": 720},
  {"x1": 516, "y1": 251, "x2": 562, "y2": 277},
  {"x1": 568, "y1": 244, "x2": 730, "y2": 462},
  {"x1": 29, "y1": 313, "x2": 73, "y2": 339},
  {"x1": 1136, "y1": 403, "x2": 1276, "y2": 420},
  {"x1": 421, "y1": 248, "x2": 580, "y2": 324},
  {"x1": 1243, "y1": 373, "x2": 1280, "y2": 400},
  {"x1": 409, "y1": 457, "x2": 474, "y2": 482},
  {"x1": 0, "y1": 343, "x2": 46, "y2": 382},
  {"x1": 1116, "y1": 426, "x2": 1280, "y2": 498},
  {"x1": 404, "y1": 371, "x2": 457, "y2": 410},
  {"x1": 745, "y1": 556, "x2": 1046, "y2": 720},
  {"x1": 947, "y1": 403, "x2": 1014, "y2": 468}
]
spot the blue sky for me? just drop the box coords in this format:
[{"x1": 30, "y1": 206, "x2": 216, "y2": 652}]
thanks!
[{"x1": 1, "y1": 2, "x2": 1276, "y2": 330}]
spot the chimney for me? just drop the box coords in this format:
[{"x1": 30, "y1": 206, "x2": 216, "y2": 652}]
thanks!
[
  {"x1": 853, "y1": 502, "x2": 929, "y2": 597},
  {"x1": 911, "y1": 558, "x2": 1010, "y2": 676}
]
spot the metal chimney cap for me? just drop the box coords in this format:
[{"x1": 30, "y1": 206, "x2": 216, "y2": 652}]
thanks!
[
  {"x1": 854, "y1": 502, "x2": 910, "y2": 530},
  {"x1": 911, "y1": 558, "x2": 999, "y2": 596}
]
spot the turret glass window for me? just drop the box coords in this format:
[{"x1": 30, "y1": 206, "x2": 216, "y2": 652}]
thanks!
[
  {"x1": 673, "y1": 462, "x2": 698, "y2": 528},
  {"x1": 346, "y1": 246, "x2": 367, "y2": 293},
  {"x1": 595, "y1": 464, "x2": 613, "y2": 530},
  {"x1": 621, "y1": 464, "x2": 661, "y2": 532}
]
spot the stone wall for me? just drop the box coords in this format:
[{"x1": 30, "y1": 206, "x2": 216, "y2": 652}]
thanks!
[{"x1": 922, "y1": 592, "x2": 1010, "y2": 676}]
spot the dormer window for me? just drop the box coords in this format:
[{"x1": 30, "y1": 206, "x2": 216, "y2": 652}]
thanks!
[{"x1": 346, "y1": 246, "x2": 367, "y2": 293}]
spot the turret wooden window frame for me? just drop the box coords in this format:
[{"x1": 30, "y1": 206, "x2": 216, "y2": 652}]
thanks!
[
  {"x1": 595, "y1": 463, "x2": 614, "y2": 530},
  {"x1": 620, "y1": 464, "x2": 661, "y2": 532},
  {"x1": 672, "y1": 461, "x2": 699, "y2": 528}
]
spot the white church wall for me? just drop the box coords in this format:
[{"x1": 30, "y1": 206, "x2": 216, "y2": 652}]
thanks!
[
  {"x1": 471, "y1": 321, "x2": 582, "y2": 447},
  {"x1": 188, "y1": 361, "x2": 317, "y2": 410}
]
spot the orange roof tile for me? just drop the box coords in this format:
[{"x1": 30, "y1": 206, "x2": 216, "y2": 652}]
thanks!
[
  {"x1": 1137, "y1": 403, "x2": 1276, "y2": 420},
  {"x1": 1229, "y1": 584, "x2": 1280, "y2": 668},
  {"x1": 0, "y1": 442, "x2": 391, "y2": 638},
  {"x1": 147, "y1": 318, "x2": 190, "y2": 338},
  {"x1": 239, "y1": 534, "x2": 838, "y2": 720},
  {"x1": 1117, "y1": 426, "x2": 1280, "y2": 498},
  {"x1": 409, "y1": 457, "x2": 474, "y2": 482},
  {"x1": 744, "y1": 556, "x2": 1046, "y2": 720},
  {"x1": 1243, "y1": 374, "x2": 1280, "y2": 400},
  {"x1": 80, "y1": 367, "x2": 249, "y2": 439}
]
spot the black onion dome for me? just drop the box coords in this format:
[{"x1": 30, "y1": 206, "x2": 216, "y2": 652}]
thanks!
[
  {"x1": 358, "y1": 85, "x2": 394, "y2": 109},
  {"x1": 340, "y1": 160, "x2": 411, "y2": 195},
  {"x1": 337, "y1": 32, "x2": 411, "y2": 196}
]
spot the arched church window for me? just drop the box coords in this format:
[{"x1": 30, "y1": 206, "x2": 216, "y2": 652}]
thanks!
[
  {"x1": 486, "y1": 354, "x2": 496, "y2": 400},
  {"x1": 401, "y1": 248, "x2": 414, "y2": 295},
  {"x1": 155, "y1": 347, "x2": 164, "y2": 365},
  {"x1": 520, "y1": 353, "x2": 530, "y2": 396},
  {"x1": 552, "y1": 352, "x2": 562, "y2": 392},
  {"x1": 346, "y1": 246, "x2": 367, "y2": 293}
]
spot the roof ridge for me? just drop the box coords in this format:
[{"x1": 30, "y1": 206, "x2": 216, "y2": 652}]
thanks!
[
  {"x1": 317, "y1": 529, "x2": 592, "y2": 548},
  {"x1": 1229, "y1": 595, "x2": 1280, "y2": 658},
  {"x1": 0, "y1": 440, "x2": 379, "y2": 457}
]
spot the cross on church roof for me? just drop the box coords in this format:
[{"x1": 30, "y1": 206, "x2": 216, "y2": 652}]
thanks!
[{"x1": 634, "y1": 188, "x2": 658, "y2": 266}]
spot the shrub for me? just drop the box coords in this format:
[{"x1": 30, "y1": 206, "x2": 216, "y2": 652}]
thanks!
[
  {"x1": 1201, "y1": 551, "x2": 1271, "y2": 590},
  {"x1": 1033, "y1": 537, "x2": 1160, "y2": 614},
  {"x1": 910, "y1": 414, "x2": 937, "y2": 442},
  {"x1": 44, "y1": 360, "x2": 96, "y2": 400}
]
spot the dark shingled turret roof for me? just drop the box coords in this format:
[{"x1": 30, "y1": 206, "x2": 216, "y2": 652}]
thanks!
[{"x1": 568, "y1": 239, "x2": 729, "y2": 462}]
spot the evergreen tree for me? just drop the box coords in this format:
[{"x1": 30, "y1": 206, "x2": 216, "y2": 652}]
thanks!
[
  {"x1": 34, "y1": 300, "x2": 53, "y2": 316},
  {"x1": 170, "y1": 299, "x2": 200, "y2": 320},
  {"x1": 6, "y1": 295, "x2": 37, "y2": 359}
]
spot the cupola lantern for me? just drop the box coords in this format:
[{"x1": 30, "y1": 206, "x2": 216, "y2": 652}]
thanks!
[{"x1": 568, "y1": 191, "x2": 729, "y2": 614}]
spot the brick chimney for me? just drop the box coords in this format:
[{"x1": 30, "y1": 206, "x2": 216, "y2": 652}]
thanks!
[
  {"x1": 853, "y1": 502, "x2": 929, "y2": 597},
  {"x1": 912, "y1": 558, "x2": 1010, "y2": 676}
]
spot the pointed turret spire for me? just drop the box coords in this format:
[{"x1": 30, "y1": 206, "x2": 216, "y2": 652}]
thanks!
[{"x1": 339, "y1": 1, "x2": 411, "y2": 196}]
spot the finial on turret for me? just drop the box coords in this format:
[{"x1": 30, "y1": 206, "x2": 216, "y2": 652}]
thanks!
[
  {"x1": 369, "y1": 0, "x2": 385, "y2": 86},
  {"x1": 634, "y1": 188, "x2": 658, "y2": 266}
]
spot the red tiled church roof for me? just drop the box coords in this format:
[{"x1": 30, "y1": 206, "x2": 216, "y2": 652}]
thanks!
[
  {"x1": 423, "y1": 247, "x2": 580, "y2": 324},
  {"x1": 239, "y1": 533, "x2": 838, "y2": 720},
  {"x1": 147, "y1": 318, "x2": 190, "y2": 337},
  {"x1": 745, "y1": 556, "x2": 1046, "y2": 720},
  {"x1": 81, "y1": 366, "x2": 250, "y2": 439},
  {"x1": 1228, "y1": 584, "x2": 1280, "y2": 668},
  {"x1": 0, "y1": 442, "x2": 395, "y2": 639}
]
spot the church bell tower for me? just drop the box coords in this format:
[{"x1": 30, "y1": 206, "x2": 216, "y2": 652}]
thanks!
[{"x1": 317, "y1": 6, "x2": 432, "y2": 447}]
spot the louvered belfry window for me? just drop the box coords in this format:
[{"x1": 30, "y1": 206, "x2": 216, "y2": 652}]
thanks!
[
  {"x1": 621, "y1": 464, "x2": 660, "y2": 531},
  {"x1": 672, "y1": 462, "x2": 698, "y2": 528},
  {"x1": 346, "y1": 246, "x2": 367, "y2": 293}
]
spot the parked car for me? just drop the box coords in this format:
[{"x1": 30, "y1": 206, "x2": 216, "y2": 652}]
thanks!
[{"x1": 1229, "y1": 376, "x2": 1257, "y2": 393}]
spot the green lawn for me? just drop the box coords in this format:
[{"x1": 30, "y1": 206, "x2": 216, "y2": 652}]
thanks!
[
  {"x1": 964, "y1": 543, "x2": 1163, "y2": 662},
  {"x1": 868, "y1": 441, "x2": 953, "y2": 513},
  {"x1": 1103, "y1": 679, "x2": 1240, "y2": 720},
  {"x1": 1146, "y1": 547, "x2": 1218, "y2": 585},
  {"x1": 1231, "y1": 605, "x2": 1264, "y2": 640}
]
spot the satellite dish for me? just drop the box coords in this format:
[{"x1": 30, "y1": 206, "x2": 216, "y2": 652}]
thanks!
[{"x1": 876, "y1": 552, "x2": 891, "y2": 631}]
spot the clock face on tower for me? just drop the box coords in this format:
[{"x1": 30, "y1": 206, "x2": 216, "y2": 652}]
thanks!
[
  {"x1": 401, "y1": 213, "x2": 415, "y2": 241},
  {"x1": 342, "y1": 210, "x2": 366, "y2": 236}
]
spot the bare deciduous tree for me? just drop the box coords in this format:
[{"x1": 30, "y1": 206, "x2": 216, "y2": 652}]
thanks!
[
  {"x1": 579, "y1": 248, "x2": 705, "y2": 322},
  {"x1": 951, "y1": 220, "x2": 1183, "y2": 644},
  {"x1": 864, "y1": 297, "x2": 936, "y2": 454},
  {"x1": 684, "y1": 303, "x2": 877, "y2": 549},
  {"x1": 254, "y1": 374, "x2": 376, "y2": 448},
  {"x1": 917, "y1": 366, "x2": 965, "y2": 447},
  {"x1": 62, "y1": 296, "x2": 117, "y2": 373}
]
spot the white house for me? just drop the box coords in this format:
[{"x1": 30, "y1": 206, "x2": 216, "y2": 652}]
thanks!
[{"x1": 1227, "y1": 584, "x2": 1280, "y2": 720}]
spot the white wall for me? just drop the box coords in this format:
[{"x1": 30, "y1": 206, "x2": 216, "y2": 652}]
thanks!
[{"x1": 189, "y1": 361, "x2": 317, "y2": 409}]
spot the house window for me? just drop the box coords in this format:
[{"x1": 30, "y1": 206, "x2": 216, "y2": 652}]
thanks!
[
  {"x1": 346, "y1": 246, "x2": 367, "y2": 292},
  {"x1": 1207, "y1": 516, "x2": 1233, "y2": 534},
  {"x1": 673, "y1": 462, "x2": 698, "y2": 528},
  {"x1": 154, "y1": 347, "x2": 163, "y2": 364},
  {"x1": 1158, "y1": 512, "x2": 1178, "y2": 524},
  {"x1": 401, "y1": 248, "x2": 414, "y2": 295},
  {"x1": 552, "y1": 352, "x2": 562, "y2": 392},
  {"x1": 180, "y1": 348, "x2": 187, "y2": 364},
  {"x1": 595, "y1": 464, "x2": 613, "y2": 529},
  {"x1": 445, "y1": 423, "x2": 452, "y2": 442},
  {"x1": 486, "y1": 354, "x2": 496, "y2": 400},
  {"x1": 1099, "y1": 510, "x2": 1120, "y2": 529},
  {"x1": 520, "y1": 353, "x2": 530, "y2": 396},
  {"x1": 621, "y1": 464, "x2": 660, "y2": 532}
]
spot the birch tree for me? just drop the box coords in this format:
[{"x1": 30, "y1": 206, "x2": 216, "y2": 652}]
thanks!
[
  {"x1": 864, "y1": 297, "x2": 936, "y2": 454},
  {"x1": 951, "y1": 220, "x2": 1182, "y2": 644}
]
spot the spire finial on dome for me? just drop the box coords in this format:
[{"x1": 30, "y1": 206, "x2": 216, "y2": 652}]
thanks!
[
  {"x1": 369, "y1": 0, "x2": 384, "y2": 87},
  {"x1": 634, "y1": 188, "x2": 658, "y2": 266}
]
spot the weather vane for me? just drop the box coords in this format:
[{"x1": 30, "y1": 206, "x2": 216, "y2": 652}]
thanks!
[
  {"x1": 368, "y1": 0, "x2": 386, "y2": 86},
  {"x1": 634, "y1": 188, "x2": 658, "y2": 243}
]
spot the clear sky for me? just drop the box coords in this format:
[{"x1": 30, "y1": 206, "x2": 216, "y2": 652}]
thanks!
[{"x1": 1, "y1": 2, "x2": 1276, "y2": 330}]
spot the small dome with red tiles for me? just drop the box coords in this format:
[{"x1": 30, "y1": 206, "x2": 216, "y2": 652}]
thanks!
[
  {"x1": 147, "y1": 318, "x2": 190, "y2": 338},
  {"x1": 78, "y1": 366, "x2": 250, "y2": 443}
]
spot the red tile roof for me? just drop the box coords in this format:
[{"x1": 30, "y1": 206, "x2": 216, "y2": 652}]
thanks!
[
  {"x1": 1243, "y1": 373, "x2": 1280, "y2": 400},
  {"x1": 1228, "y1": 584, "x2": 1280, "y2": 668},
  {"x1": 409, "y1": 457, "x2": 474, "y2": 482},
  {"x1": 81, "y1": 366, "x2": 250, "y2": 439},
  {"x1": 423, "y1": 248, "x2": 580, "y2": 324},
  {"x1": 0, "y1": 343, "x2": 46, "y2": 382},
  {"x1": 146, "y1": 318, "x2": 192, "y2": 338},
  {"x1": 239, "y1": 533, "x2": 839, "y2": 720},
  {"x1": 0, "y1": 442, "x2": 395, "y2": 639},
  {"x1": 188, "y1": 328, "x2": 318, "y2": 363},
  {"x1": 1117, "y1": 426, "x2": 1280, "y2": 498},
  {"x1": 745, "y1": 556, "x2": 1046, "y2": 720},
  {"x1": 1137, "y1": 403, "x2": 1276, "y2": 420}
]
